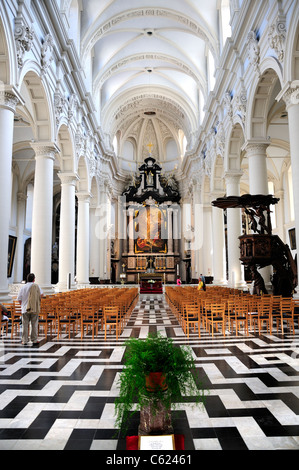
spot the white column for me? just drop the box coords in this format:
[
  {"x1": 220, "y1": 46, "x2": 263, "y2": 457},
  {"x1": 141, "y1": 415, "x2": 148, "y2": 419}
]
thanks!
[
  {"x1": 97, "y1": 184, "x2": 107, "y2": 280},
  {"x1": 128, "y1": 207, "x2": 135, "y2": 255},
  {"x1": 76, "y1": 191, "x2": 90, "y2": 286},
  {"x1": 57, "y1": 172, "x2": 78, "y2": 291},
  {"x1": 246, "y1": 141, "x2": 269, "y2": 194},
  {"x1": 0, "y1": 89, "x2": 20, "y2": 301},
  {"x1": 122, "y1": 208, "x2": 128, "y2": 254},
  {"x1": 167, "y1": 207, "x2": 173, "y2": 254},
  {"x1": 211, "y1": 193, "x2": 226, "y2": 285},
  {"x1": 245, "y1": 141, "x2": 271, "y2": 286},
  {"x1": 225, "y1": 171, "x2": 245, "y2": 287},
  {"x1": 192, "y1": 182, "x2": 203, "y2": 279},
  {"x1": 30, "y1": 143, "x2": 58, "y2": 294},
  {"x1": 105, "y1": 196, "x2": 112, "y2": 280},
  {"x1": 203, "y1": 205, "x2": 213, "y2": 277},
  {"x1": 90, "y1": 203, "x2": 100, "y2": 280},
  {"x1": 14, "y1": 192, "x2": 27, "y2": 282},
  {"x1": 173, "y1": 204, "x2": 180, "y2": 254},
  {"x1": 281, "y1": 83, "x2": 299, "y2": 259}
]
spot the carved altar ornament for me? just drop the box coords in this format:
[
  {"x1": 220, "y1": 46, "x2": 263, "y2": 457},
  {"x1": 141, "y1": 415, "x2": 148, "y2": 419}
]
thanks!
[
  {"x1": 41, "y1": 34, "x2": 54, "y2": 74},
  {"x1": 14, "y1": 17, "x2": 34, "y2": 67},
  {"x1": 268, "y1": 17, "x2": 286, "y2": 62}
]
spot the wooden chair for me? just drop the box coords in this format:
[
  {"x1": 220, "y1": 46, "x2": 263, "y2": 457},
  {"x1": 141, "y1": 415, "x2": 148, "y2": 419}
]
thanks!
[
  {"x1": 202, "y1": 298, "x2": 213, "y2": 331},
  {"x1": 253, "y1": 295, "x2": 272, "y2": 335},
  {"x1": 206, "y1": 303, "x2": 226, "y2": 337},
  {"x1": 291, "y1": 298, "x2": 299, "y2": 328},
  {"x1": 11, "y1": 301, "x2": 22, "y2": 338},
  {"x1": 38, "y1": 299, "x2": 55, "y2": 339},
  {"x1": 276, "y1": 298, "x2": 295, "y2": 334},
  {"x1": 184, "y1": 305, "x2": 200, "y2": 337},
  {"x1": 103, "y1": 306, "x2": 120, "y2": 340},
  {"x1": 230, "y1": 298, "x2": 249, "y2": 336},
  {"x1": 225, "y1": 298, "x2": 235, "y2": 331},
  {"x1": 57, "y1": 303, "x2": 76, "y2": 338},
  {"x1": 80, "y1": 304, "x2": 100, "y2": 339},
  {"x1": 247, "y1": 295, "x2": 259, "y2": 331},
  {"x1": 271, "y1": 295, "x2": 281, "y2": 330},
  {"x1": 0, "y1": 302, "x2": 13, "y2": 337}
]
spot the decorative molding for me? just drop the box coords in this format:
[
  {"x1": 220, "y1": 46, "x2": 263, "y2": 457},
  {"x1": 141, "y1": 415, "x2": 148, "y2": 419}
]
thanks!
[
  {"x1": 224, "y1": 91, "x2": 233, "y2": 123},
  {"x1": 268, "y1": 16, "x2": 286, "y2": 62},
  {"x1": 0, "y1": 90, "x2": 20, "y2": 112},
  {"x1": 234, "y1": 84, "x2": 247, "y2": 123},
  {"x1": 82, "y1": 8, "x2": 216, "y2": 65},
  {"x1": 54, "y1": 88, "x2": 66, "y2": 126},
  {"x1": 41, "y1": 34, "x2": 54, "y2": 75},
  {"x1": 14, "y1": 16, "x2": 34, "y2": 67},
  {"x1": 278, "y1": 81, "x2": 299, "y2": 108},
  {"x1": 246, "y1": 31, "x2": 260, "y2": 75}
]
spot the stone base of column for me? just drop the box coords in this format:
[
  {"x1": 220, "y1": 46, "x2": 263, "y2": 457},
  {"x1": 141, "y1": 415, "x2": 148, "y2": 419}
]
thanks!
[
  {"x1": 76, "y1": 282, "x2": 90, "y2": 289},
  {"x1": 212, "y1": 279, "x2": 228, "y2": 286},
  {"x1": 40, "y1": 284, "x2": 55, "y2": 295},
  {"x1": 0, "y1": 289, "x2": 12, "y2": 303},
  {"x1": 235, "y1": 280, "x2": 248, "y2": 289},
  {"x1": 55, "y1": 281, "x2": 76, "y2": 292}
]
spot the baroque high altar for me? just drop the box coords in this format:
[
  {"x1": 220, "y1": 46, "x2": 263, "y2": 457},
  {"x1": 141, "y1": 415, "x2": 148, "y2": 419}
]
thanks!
[{"x1": 121, "y1": 150, "x2": 181, "y2": 289}]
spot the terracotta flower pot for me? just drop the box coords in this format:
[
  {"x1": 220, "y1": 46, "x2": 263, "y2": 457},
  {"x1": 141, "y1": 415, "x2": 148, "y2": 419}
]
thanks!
[{"x1": 145, "y1": 372, "x2": 168, "y2": 392}]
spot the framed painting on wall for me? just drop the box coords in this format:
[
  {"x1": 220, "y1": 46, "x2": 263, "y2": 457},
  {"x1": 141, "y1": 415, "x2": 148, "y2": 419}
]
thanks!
[
  {"x1": 8, "y1": 235, "x2": 17, "y2": 277},
  {"x1": 289, "y1": 228, "x2": 296, "y2": 250}
]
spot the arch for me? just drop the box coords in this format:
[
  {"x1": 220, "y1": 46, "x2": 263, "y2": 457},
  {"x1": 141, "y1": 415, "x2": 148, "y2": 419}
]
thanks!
[
  {"x1": 0, "y1": 6, "x2": 17, "y2": 84},
  {"x1": 224, "y1": 123, "x2": 245, "y2": 173},
  {"x1": 245, "y1": 65, "x2": 281, "y2": 142},
  {"x1": 210, "y1": 154, "x2": 225, "y2": 194},
  {"x1": 90, "y1": 175, "x2": 99, "y2": 206},
  {"x1": 76, "y1": 155, "x2": 90, "y2": 193},
  {"x1": 283, "y1": 3, "x2": 299, "y2": 81},
  {"x1": 57, "y1": 123, "x2": 76, "y2": 173},
  {"x1": 18, "y1": 68, "x2": 55, "y2": 142}
]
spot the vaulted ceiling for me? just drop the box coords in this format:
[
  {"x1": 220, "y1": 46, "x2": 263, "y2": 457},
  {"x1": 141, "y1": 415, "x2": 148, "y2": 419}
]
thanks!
[{"x1": 70, "y1": 1, "x2": 230, "y2": 169}]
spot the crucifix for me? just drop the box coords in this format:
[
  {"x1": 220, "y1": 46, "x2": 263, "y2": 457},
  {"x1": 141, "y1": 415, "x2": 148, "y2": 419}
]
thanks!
[{"x1": 147, "y1": 142, "x2": 153, "y2": 154}]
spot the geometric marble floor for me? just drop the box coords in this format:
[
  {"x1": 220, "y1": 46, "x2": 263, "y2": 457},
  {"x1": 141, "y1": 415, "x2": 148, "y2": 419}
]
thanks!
[{"x1": 1, "y1": 293, "x2": 299, "y2": 451}]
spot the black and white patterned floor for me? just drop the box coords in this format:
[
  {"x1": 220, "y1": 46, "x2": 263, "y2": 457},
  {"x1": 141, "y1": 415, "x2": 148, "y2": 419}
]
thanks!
[{"x1": 1, "y1": 293, "x2": 299, "y2": 451}]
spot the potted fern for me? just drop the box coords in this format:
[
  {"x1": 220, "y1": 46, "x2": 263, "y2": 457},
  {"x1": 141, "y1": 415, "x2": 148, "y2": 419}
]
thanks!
[{"x1": 114, "y1": 332, "x2": 207, "y2": 436}]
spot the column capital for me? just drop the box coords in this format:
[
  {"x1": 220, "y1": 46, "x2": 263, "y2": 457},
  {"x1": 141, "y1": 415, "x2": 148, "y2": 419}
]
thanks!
[
  {"x1": 210, "y1": 190, "x2": 225, "y2": 203},
  {"x1": 58, "y1": 171, "x2": 78, "y2": 186},
  {"x1": 224, "y1": 170, "x2": 243, "y2": 184},
  {"x1": 76, "y1": 191, "x2": 91, "y2": 203},
  {"x1": 276, "y1": 80, "x2": 299, "y2": 109},
  {"x1": 242, "y1": 140, "x2": 269, "y2": 156},
  {"x1": 30, "y1": 141, "x2": 60, "y2": 160},
  {"x1": 0, "y1": 85, "x2": 24, "y2": 112}
]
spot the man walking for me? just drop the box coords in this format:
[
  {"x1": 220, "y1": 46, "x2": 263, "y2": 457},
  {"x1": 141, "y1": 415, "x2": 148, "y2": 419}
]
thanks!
[{"x1": 17, "y1": 273, "x2": 43, "y2": 345}]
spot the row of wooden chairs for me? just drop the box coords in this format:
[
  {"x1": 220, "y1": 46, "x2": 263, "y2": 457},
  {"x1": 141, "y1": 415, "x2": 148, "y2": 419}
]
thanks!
[
  {"x1": 0, "y1": 287, "x2": 139, "y2": 341},
  {"x1": 165, "y1": 286, "x2": 299, "y2": 338}
]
